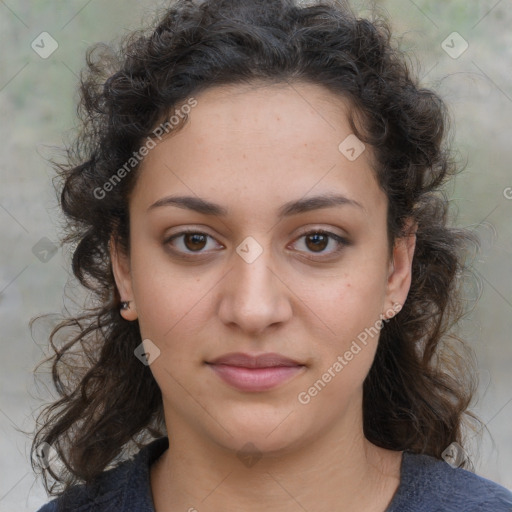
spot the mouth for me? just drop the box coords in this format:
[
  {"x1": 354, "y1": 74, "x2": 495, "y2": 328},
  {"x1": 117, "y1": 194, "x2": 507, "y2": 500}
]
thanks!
[
  {"x1": 206, "y1": 352, "x2": 303, "y2": 368},
  {"x1": 205, "y1": 352, "x2": 306, "y2": 392}
]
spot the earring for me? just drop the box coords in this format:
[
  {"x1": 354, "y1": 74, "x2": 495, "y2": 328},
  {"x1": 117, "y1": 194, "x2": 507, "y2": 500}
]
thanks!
[{"x1": 120, "y1": 300, "x2": 138, "y2": 321}]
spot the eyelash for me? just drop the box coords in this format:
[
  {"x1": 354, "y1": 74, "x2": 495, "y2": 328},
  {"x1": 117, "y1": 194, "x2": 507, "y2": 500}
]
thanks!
[{"x1": 163, "y1": 228, "x2": 350, "y2": 261}]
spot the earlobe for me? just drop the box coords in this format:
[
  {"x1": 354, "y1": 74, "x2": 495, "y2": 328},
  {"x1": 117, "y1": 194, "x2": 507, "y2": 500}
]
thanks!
[
  {"x1": 110, "y1": 235, "x2": 138, "y2": 321},
  {"x1": 385, "y1": 220, "x2": 417, "y2": 312},
  {"x1": 119, "y1": 300, "x2": 138, "y2": 321}
]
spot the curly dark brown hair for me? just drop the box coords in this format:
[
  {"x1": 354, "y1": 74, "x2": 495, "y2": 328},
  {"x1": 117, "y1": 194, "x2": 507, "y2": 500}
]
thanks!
[{"x1": 32, "y1": 0, "x2": 483, "y2": 496}]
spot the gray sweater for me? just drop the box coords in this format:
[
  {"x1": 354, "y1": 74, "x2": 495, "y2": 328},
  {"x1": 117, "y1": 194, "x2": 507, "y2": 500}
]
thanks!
[{"x1": 36, "y1": 437, "x2": 512, "y2": 511}]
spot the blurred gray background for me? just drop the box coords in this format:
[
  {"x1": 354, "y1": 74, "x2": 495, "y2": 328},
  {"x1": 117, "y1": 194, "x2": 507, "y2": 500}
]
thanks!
[{"x1": 0, "y1": 0, "x2": 511, "y2": 510}]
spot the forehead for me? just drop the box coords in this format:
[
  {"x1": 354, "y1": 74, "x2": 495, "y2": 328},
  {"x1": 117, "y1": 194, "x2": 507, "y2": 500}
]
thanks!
[
  {"x1": 131, "y1": 81, "x2": 384, "y2": 220},
  {"x1": 180, "y1": 81, "x2": 355, "y2": 148}
]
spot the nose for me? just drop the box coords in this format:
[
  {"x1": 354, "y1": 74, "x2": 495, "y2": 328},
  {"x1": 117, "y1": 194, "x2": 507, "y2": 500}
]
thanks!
[{"x1": 216, "y1": 239, "x2": 293, "y2": 335}]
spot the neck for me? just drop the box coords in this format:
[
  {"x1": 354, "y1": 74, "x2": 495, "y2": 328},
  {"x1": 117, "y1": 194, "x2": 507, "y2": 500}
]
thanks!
[{"x1": 150, "y1": 413, "x2": 403, "y2": 512}]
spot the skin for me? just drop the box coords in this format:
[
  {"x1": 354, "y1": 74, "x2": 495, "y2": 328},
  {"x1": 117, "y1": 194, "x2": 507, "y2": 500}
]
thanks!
[{"x1": 111, "y1": 81, "x2": 416, "y2": 512}]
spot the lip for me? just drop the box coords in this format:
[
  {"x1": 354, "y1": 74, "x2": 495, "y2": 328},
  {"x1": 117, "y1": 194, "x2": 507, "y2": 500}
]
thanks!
[
  {"x1": 207, "y1": 352, "x2": 303, "y2": 368},
  {"x1": 206, "y1": 352, "x2": 306, "y2": 392}
]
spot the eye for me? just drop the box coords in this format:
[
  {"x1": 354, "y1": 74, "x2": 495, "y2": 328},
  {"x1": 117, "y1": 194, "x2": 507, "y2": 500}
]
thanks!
[
  {"x1": 163, "y1": 228, "x2": 349, "y2": 260},
  {"x1": 290, "y1": 229, "x2": 349, "y2": 258},
  {"x1": 164, "y1": 230, "x2": 223, "y2": 256}
]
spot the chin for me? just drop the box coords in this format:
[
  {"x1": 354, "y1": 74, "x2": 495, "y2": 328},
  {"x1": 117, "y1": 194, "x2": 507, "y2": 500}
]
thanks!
[{"x1": 208, "y1": 413, "x2": 309, "y2": 456}]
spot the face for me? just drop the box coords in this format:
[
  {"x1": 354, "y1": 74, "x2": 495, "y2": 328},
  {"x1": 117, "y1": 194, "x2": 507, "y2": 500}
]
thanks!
[{"x1": 112, "y1": 82, "x2": 415, "y2": 456}]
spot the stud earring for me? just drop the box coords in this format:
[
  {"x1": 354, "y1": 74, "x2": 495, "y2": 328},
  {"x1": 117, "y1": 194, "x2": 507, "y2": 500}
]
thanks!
[{"x1": 121, "y1": 301, "x2": 130, "y2": 310}]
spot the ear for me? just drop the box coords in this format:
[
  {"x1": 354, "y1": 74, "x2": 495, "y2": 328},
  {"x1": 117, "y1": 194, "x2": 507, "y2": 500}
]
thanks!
[
  {"x1": 384, "y1": 219, "x2": 416, "y2": 318},
  {"x1": 110, "y1": 235, "x2": 138, "y2": 321}
]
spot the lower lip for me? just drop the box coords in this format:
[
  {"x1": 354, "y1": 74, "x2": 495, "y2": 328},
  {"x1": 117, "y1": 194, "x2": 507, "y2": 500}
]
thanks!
[{"x1": 207, "y1": 364, "x2": 305, "y2": 392}]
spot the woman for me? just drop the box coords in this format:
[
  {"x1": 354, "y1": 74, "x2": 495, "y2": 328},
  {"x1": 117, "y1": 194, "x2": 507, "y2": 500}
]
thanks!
[{"x1": 32, "y1": 0, "x2": 512, "y2": 510}]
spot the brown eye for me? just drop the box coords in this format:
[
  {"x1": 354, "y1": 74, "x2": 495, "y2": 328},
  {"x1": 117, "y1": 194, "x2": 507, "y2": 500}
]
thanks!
[
  {"x1": 305, "y1": 233, "x2": 329, "y2": 252},
  {"x1": 164, "y1": 231, "x2": 222, "y2": 257},
  {"x1": 183, "y1": 233, "x2": 208, "y2": 251},
  {"x1": 291, "y1": 230, "x2": 349, "y2": 259}
]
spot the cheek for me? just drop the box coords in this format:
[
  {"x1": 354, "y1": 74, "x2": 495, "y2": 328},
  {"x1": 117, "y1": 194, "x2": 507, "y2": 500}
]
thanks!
[
  {"x1": 296, "y1": 279, "x2": 384, "y2": 409},
  {"x1": 297, "y1": 260, "x2": 388, "y2": 380},
  {"x1": 305, "y1": 263, "x2": 388, "y2": 336},
  {"x1": 129, "y1": 246, "x2": 208, "y2": 346}
]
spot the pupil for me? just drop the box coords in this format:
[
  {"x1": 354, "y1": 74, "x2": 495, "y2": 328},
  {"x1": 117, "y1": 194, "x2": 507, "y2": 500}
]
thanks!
[
  {"x1": 307, "y1": 234, "x2": 327, "y2": 252},
  {"x1": 185, "y1": 233, "x2": 206, "y2": 251},
  {"x1": 183, "y1": 233, "x2": 329, "y2": 252}
]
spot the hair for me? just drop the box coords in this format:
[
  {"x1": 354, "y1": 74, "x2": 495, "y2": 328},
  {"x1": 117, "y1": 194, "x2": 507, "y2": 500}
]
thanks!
[{"x1": 32, "y1": 0, "x2": 483, "y2": 496}]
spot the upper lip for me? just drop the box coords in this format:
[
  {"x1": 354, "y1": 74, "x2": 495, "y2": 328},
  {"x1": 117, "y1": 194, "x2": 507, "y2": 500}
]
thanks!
[{"x1": 207, "y1": 352, "x2": 303, "y2": 368}]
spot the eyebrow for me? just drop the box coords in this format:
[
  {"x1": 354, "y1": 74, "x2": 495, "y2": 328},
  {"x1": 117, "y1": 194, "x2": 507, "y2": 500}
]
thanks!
[{"x1": 147, "y1": 193, "x2": 365, "y2": 218}]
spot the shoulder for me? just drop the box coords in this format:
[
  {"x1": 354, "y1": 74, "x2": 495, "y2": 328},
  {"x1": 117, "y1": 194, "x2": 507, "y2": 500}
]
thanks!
[
  {"x1": 34, "y1": 437, "x2": 169, "y2": 512},
  {"x1": 35, "y1": 503, "x2": 57, "y2": 512},
  {"x1": 34, "y1": 460, "x2": 132, "y2": 512},
  {"x1": 388, "y1": 451, "x2": 512, "y2": 512}
]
